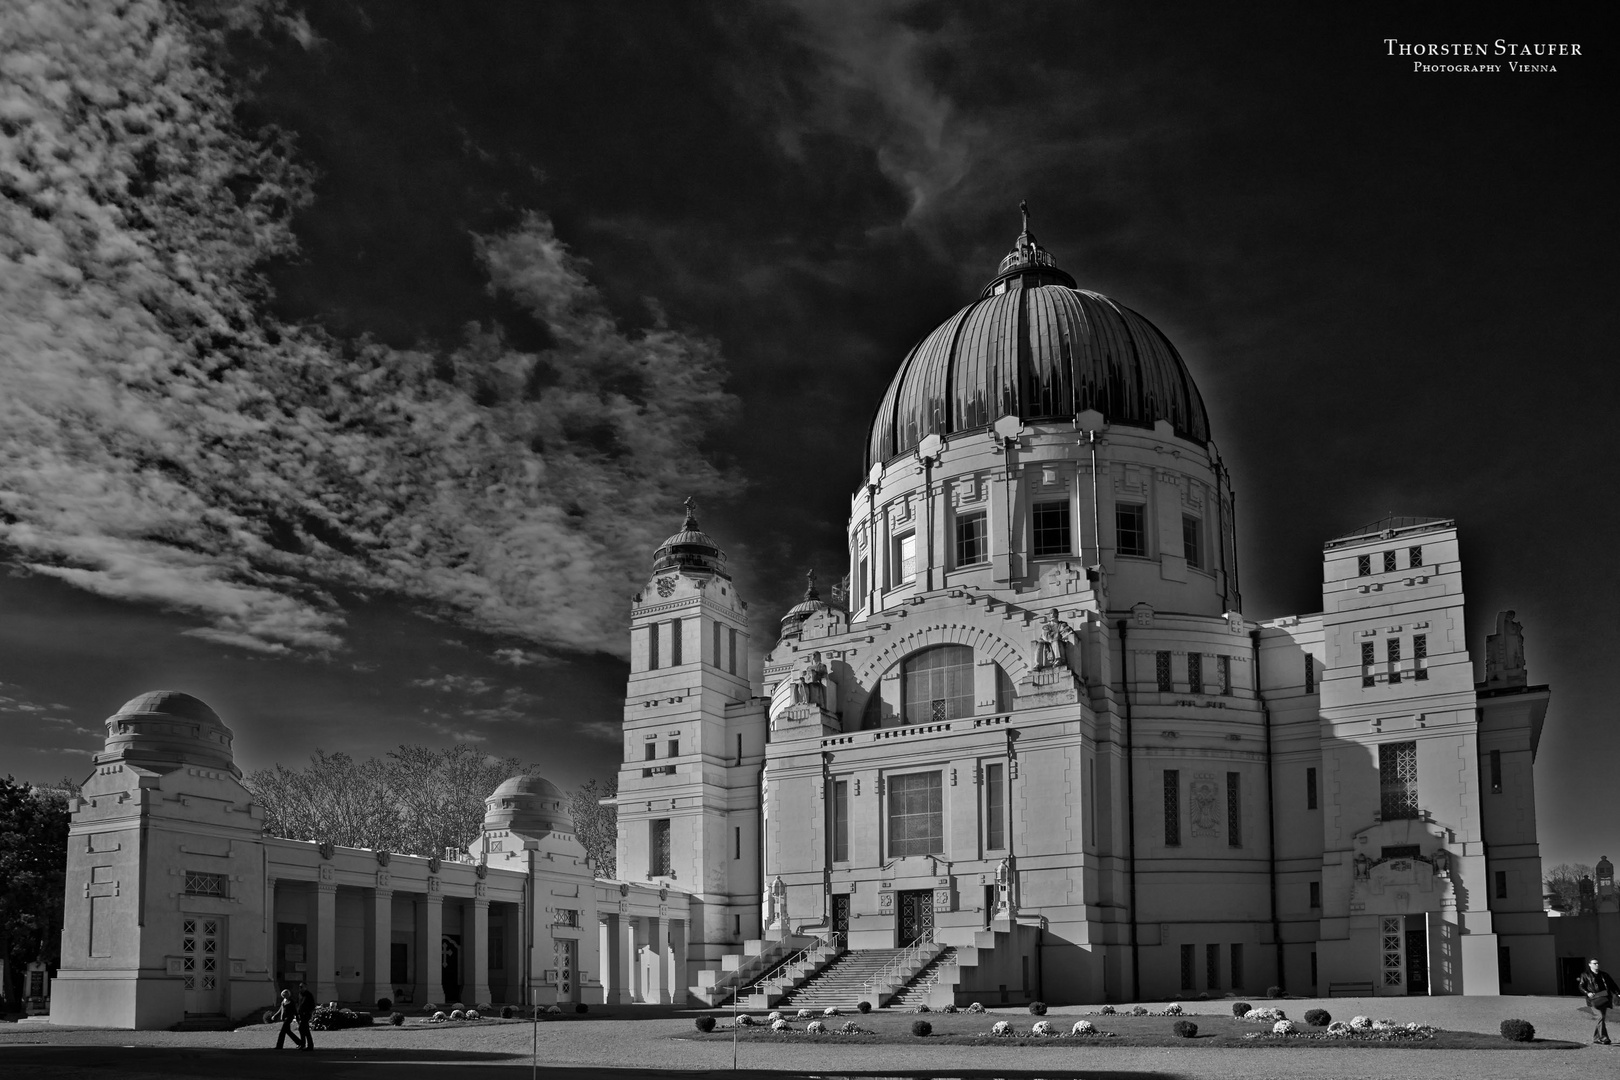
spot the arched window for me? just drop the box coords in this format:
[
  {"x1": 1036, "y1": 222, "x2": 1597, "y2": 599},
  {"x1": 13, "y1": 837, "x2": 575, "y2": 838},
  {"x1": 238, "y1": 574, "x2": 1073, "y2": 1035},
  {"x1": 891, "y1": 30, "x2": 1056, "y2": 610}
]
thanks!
[{"x1": 903, "y1": 645, "x2": 974, "y2": 724}]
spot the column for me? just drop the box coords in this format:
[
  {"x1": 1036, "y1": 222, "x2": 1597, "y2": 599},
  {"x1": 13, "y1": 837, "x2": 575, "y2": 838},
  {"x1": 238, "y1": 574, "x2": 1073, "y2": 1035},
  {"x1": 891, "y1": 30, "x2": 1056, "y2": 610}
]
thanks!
[
  {"x1": 644, "y1": 915, "x2": 667, "y2": 1003},
  {"x1": 629, "y1": 918, "x2": 644, "y2": 1003},
  {"x1": 602, "y1": 914, "x2": 625, "y2": 1003},
  {"x1": 360, "y1": 886, "x2": 393, "y2": 1006},
  {"x1": 313, "y1": 882, "x2": 338, "y2": 1004},
  {"x1": 414, "y1": 887, "x2": 444, "y2": 1005},
  {"x1": 469, "y1": 896, "x2": 491, "y2": 1007},
  {"x1": 667, "y1": 918, "x2": 688, "y2": 1006}
]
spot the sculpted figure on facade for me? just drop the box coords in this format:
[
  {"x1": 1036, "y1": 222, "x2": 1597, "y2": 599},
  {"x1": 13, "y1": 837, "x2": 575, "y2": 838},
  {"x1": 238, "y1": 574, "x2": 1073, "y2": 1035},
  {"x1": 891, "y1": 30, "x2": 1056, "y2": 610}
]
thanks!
[
  {"x1": 1031, "y1": 611, "x2": 1078, "y2": 671},
  {"x1": 792, "y1": 651, "x2": 829, "y2": 710}
]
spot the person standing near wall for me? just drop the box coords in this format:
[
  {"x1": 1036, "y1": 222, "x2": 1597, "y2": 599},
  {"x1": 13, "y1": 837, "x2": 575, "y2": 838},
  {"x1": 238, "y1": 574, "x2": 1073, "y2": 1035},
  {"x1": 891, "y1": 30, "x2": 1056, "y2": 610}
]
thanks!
[{"x1": 1578, "y1": 957, "x2": 1620, "y2": 1045}]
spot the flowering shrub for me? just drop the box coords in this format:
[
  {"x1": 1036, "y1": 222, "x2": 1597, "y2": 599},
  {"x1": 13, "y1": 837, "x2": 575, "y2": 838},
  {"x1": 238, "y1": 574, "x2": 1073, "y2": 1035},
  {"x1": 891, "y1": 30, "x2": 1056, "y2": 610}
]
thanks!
[
  {"x1": 840, "y1": 1020, "x2": 862, "y2": 1034},
  {"x1": 1266, "y1": 985, "x2": 1284, "y2": 999},
  {"x1": 388, "y1": 1012, "x2": 405, "y2": 1026},
  {"x1": 823, "y1": 1006, "x2": 840, "y2": 1016},
  {"x1": 734, "y1": 1014, "x2": 755, "y2": 1027},
  {"x1": 1349, "y1": 1015, "x2": 1372, "y2": 1030},
  {"x1": 966, "y1": 1002, "x2": 985, "y2": 1014},
  {"x1": 914, "y1": 1003, "x2": 931, "y2": 1013},
  {"x1": 694, "y1": 1015, "x2": 716, "y2": 1033},
  {"x1": 422, "y1": 1003, "x2": 441, "y2": 1015},
  {"x1": 1031, "y1": 1020, "x2": 1053, "y2": 1036},
  {"x1": 796, "y1": 1008, "x2": 812, "y2": 1019},
  {"x1": 768, "y1": 1010, "x2": 784, "y2": 1022},
  {"x1": 1130, "y1": 1005, "x2": 1148, "y2": 1017},
  {"x1": 942, "y1": 1003, "x2": 958, "y2": 1013},
  {"x1": 1028, "y1": 1000, "x2": 1048, "y2": 1015},
  {"x1": 806, "y1": 1020, "x2": 826, "y2": 1034},
  {"x1": 450, "y1": 1002, "x2": 466, "y2": 1012},
  {"x1": 466, "y1": 1010, "x2": 481, "y2": 1020},
  {"x1": 991, "y1": 1020, "x2": 1012, "y2": 1036},
  {"x1": 1303, "y1": 1008, "x2": 1330, "y2": 1026},
  {"x1": 771, "y1": 1018, "x2": 789, "y2": 1032},
  {"x1": 1273, "y1": 1020, "x2": 1295, "y2": 1035},
  {"x1": 429, "y1": 1011, "x2": 448, "y2": 1023},
  {"x1": 1243, "y1": 1007, "x2": 1285, "y2": 1023},
  {"x1": 1327, "y1": 1021, "x2": 1350, "y2": 1034},
  {"x1": 1500, "y1": 1018, "x2": 1535, "y2": 1042},
  {"x1": 449, "y1": 1010, "x2": 467, "y2": 1020},
  {"x1": 546, "y1": 1005, "x2": 562, "y2": 1015},
  {"x1": 911, "y1": 1019, "x2": 933, "y2": 1037},
  {"x1": 310, "y1": 1005, "x2": 371, "y2": 1030},
  {"x1": 1165, "y1": 1003, "x2": 1184, "y2": 1016},
  {"x1": 1099, "y1": 1004, "x2": 1116, "y2": 1015},
  {"x1": 1072, "y1": 1020, "x2": 1095, "y2": 1035},
  {"x1": 1232, "y1": 1001, "x2": 1251, "y2": 1017},
  {"x1": 1173, "y1": 1020, "x2": 1198, "y2": 1038}
]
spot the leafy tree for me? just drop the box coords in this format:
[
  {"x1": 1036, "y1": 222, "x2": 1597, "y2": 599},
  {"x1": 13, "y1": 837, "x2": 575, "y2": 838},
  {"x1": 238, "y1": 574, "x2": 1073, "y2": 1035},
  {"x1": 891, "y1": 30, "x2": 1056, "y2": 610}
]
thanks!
[
  {"x1": 1545, "y1": 863, "x2": 1593, "y2": 913},
  {"x1": 567, "y1": 776, "x2": 618, "y2": 878},
  {"x1": 0, "y1": 777, "x2": 71, "y2": 1007}
]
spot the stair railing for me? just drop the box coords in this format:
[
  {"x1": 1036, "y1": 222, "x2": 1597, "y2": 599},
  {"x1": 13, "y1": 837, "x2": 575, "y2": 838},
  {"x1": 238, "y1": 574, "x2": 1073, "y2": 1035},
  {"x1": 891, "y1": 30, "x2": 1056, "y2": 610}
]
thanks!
[
  {"x1": 748, "y1": 931, "x2": 844, "y2": 998},
  {"x1": 858, "y1": 936, "x2": 938, "y2": 997}
]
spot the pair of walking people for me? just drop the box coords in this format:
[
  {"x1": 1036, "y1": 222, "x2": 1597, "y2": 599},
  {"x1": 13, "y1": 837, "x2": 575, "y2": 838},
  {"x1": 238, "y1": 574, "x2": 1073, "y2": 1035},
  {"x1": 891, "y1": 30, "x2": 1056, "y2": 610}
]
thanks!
[{"x1": 272, "y1": 984, "x2": 316, "y2": 1051}]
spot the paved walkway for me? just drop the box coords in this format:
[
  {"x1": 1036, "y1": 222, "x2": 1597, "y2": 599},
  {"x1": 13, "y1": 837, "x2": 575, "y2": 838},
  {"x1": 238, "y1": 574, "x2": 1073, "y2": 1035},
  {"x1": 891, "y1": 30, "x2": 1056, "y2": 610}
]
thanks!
[{"x1": 2, "y1": 995, "x2": 1613, "y2": 1079}]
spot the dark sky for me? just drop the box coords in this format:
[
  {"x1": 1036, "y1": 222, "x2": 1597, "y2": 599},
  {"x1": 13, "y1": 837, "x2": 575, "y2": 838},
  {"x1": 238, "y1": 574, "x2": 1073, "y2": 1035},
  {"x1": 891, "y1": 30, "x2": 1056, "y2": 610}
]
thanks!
[{"x1": 1, "y1": 2, "x2": 1612, "y2": 869}]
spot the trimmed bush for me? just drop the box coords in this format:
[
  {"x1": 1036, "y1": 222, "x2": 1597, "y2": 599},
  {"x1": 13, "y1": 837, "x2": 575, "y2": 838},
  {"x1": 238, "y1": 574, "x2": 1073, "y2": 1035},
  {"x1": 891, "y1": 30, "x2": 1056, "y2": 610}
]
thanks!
[
  {"x1": 500, "y1": 1006, "x2": 516, "y2": 1019},
  {"x1": 795, "y1": 1008, "x2": 812, "y2": 1019},
  {"x1": 1273, "y1": 1019, "x2": 1296, "y2": 1035},
  {"x1": 806, "y1": 1019, "x2": 826, "y2": 1034},
  {"x1": 1130, "y1": 1005, "x2": 1148, "y2": 1016},
  {"x1": 768, "y1": 1011, "x2": 784, "y2": 1021},
  {"x1": 991, "y1": 1019, "x2": 1012, "y2": 1036},
  {"x1": 1072, "y1": 1019, "x2": 1096, "y2": 1035},
  {"x1": 1028, "y1": 1000, "x2": 1048, "y2": 1015},
  {"x1": 857, "y1": 1000, "x2": 872, "y2": 1013},
  {"x1": 376, "y1": 997, "x2": 392, "y2": 1012},
  {"x1": 1232, "y1": 1001, "x2": 1252, "y2": 1017},
  {"x1": 423, "y1": 1003, "x2": 441, "y2": 1015},
  {"x1": 1099, "y1": 1004, "x2": 1116, "y2": 1015},
  {"x1": 1173, "y1": 1020, "x2": 1198, "y2": 1038},
  {"x1": 911, "y1": 1019, "x2": 933, "y2": 1037},
  {"x1": 1500, "y1": 1018, "x2": 1535, "y2": 1042},
  {"x1": 771, "y1": 1018, "x2": 789, "y2": 1032},
  {"x1": 1031, "y1": 1019, "x2": 1053, "y2": 1036},
  {"x1": 942, "y1": 1003, "x2": 958, "y2": 1013},
  {"x1": 823, "y1": 1006, "x2": 840, "y2": 1016},
  {"x1": 694, "y1": 1015, "x2": 716, "y2": 1033},
  {"x1": 734, "y1": 1014, "x2": 755, "y2": 1027},
  {"x1": 914, "y1": 1003, "x2": 931, "y2": 1013},
  {"x1": 574, "y1": 1003, "x2": 588, "y2": 1014},
  {"x1": 966, "y1": 1001, "x2": 985, "y2": 1014},
  {"x1": 1165, "y1": 1002, "x2": 1184, "y2": 1015},
  {"x1": 840, "y1": 1020, "x2": 861, "y2": 1034},
  {"x1": 449, "y1": 1009, "x2": 467, "y2": 1020},
  {"x1": 546, "y1": 1005, "x2": 562, "y2": 1015},
  {"x1": 431, "y1": 1011, "x2": 448, "y2": 1022},
  {"x1": 465, "y1": 1010, "x2": 480, "y2": 1020},
  {"x1": 1303, "y1": 1008, "x2": 1330, "y2": 1027},
  {"x1": 388, "y1": 1012, "x2": 404, "y2": 1026},
  {"x1": 1266, "y1": 985, "x2": 1284, "y2": 999}
]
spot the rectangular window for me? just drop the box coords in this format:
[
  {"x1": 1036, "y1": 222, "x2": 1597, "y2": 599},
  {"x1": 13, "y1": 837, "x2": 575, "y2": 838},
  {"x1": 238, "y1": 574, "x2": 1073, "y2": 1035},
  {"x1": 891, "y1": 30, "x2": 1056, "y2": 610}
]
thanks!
[
  {"x1": 1357, "y1": 554, "x2": 1371, "y2": 576},
  {"x1": 669, "y1": 618, "x2": 682, "y2": 665},
  {"x1": 1226, "y1": 772, "x2": 1241, "y2": 847},
  {"x1": 1032, "y1": 500, "x2": 1072, "y2": 558},
  {"x1": 1499, "y1": 946, "x2": 1512, "y2": 984},
  {"x1": 1409, "y1": 545, "x2": 1423, "y2": 568},
  {"x1": 886, "y1": 771, "x2": 944, "y2": 858},
  {"x1": 734, "y1": 825, "x2": 742, "y2": 861},
  {"x1": 728, "y1": 628, "x2": 738, "y2": 676},
  {"x1": 1494, "y1": 869, "x2": 1508, "y2": 900},
  {"x1": 1163, "y1": 770, "x2": 1181, "y2": 846},
  {"x1": 1206, "y1": 943, "x2": 1220, "y2": 989},
  {"x1": 1156, "y1": 651, "x2": 1173, "y2": 692},
  {"x1": 1183, "y1": 515, "x2": 1204, "y2": 569},
  {"x1": 1116, "y1": 503, "x2": 1146, "y2": 557},
  {"x1": 858, "y1": 557, "x2": 870, "y2": 601},
  {"x1": 1383, "y1": 549, "x2": 1397, "y2": 572},
  {"x1": 1379, "y1": 741, "x2": 1419, "y2": 820},
  {"x1": 1309, "y1": 880, "x2": 1321, "y2": 908},
  {"x1": 894, "y1": 531, "x2": 917, "y2": 584},
  {"x1": 642, "y1": 740, "x2": 657, "y2": 778},
  {"x1": 650, "y1": 819, "x2": 672, "y2": 876},
  {"x1": 668, "y1": 738, "x2": 679, "y2": 759},
  {"x1": 736, "y1": 733, "x2": 743, "y2": 761},
  {"x1": 733, "y1": 914, "x2": 742, "y2": 937},
  {"x1": 1304, "y1": 654, "x2": 1315, "y2": 694},
  {"x1": 955, "y1": 511, "x2": 988, "y2": 567},
  {"x1": 555, "y1": 908, "x2": 579, "y2": 928},
  {"x1": 183, "y1": 871, "x2": 229, "y2": 898},
  {"x1": 1230, "y1": 943, "x2": 1244, "y2": 989},
  {"x1": 1387, "y1": 637, "x2": 1401, "y2": 684},
  {"x1": 985, "y1": 763, "x2": 1006, "y2": 850},
  {"x1": 1217, "y1": 654, "x2": 1232, "y2": 696},
  {"x1": 648, "y1": 622, "x2": 660, "y2": 671},
  {"x1": 833, "y1": 780, "x2": 849, "y2": 862},
  {"x1": 1414, "y1": 633, "x2": 1428, "y2": 680},
  {"x1": 1490, "y1": 748, "x2": 1502, "y2": 793},
  {"x1": 713, "y1": 620, "x2": 721, "y2": 667},
  {"x1": 1187, "y1": 652, "x2": 1203, "y2": 695},
  {"x1": 1361, "y1": 640, "x2": 1375, "y2": 687},
  {"x1": 1306, "y1": 766, "x2": 1318, "y2": 810},
  {"x1": 1180, "y1": 944, "x2": 1194, "y2": 990}
]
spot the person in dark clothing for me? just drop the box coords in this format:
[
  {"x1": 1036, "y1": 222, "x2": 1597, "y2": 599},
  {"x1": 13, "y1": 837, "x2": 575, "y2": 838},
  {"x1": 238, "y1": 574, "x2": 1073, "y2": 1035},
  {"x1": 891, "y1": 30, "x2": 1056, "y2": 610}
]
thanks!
[
  {"x1": 272, "y1": 989, "x2": 302, "y2": 1049},
  {"x1": 1578, "y1": 957, "x2": 1620, "y2": 1044},
  {"x1": 295, "y1": 983, "x2": 316, "y2": 1051}
]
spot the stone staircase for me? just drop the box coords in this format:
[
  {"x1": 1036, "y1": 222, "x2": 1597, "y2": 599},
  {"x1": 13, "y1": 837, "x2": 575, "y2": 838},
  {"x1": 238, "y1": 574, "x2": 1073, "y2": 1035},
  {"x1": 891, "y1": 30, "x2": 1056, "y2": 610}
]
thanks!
[
  {"x1": 691, "y1": 934, "x2": 840, "y2": 1008},
  {"x1": 887, "y1": 947, "x2": 958, "y2": 1009},
  {"x1": 778, "y1": 949, "x2": 905, "y2": 1009}
]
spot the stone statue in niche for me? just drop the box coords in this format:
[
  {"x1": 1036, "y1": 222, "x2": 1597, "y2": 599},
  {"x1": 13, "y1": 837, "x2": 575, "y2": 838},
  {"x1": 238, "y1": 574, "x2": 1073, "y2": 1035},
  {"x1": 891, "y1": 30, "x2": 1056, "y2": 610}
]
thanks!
[
  {"x1": 1189, "y1": 775, "x2": 1219, "y2": 838},
  {"x1": 1354, "y1": 852, "x2": 1372, "y2": 880},
  {"x1": 1032, "y1": 611, "x2": 1078, "y2": 670},
  {"x1": 767, "y1": 876, "x2": 788, "y2": 930},
  {"x1": 1485, "y1": 610, "x2": 1527, "y2": 686},
  {"x1": 792, "y1": 652, "x2": 829, "y2": 710}
]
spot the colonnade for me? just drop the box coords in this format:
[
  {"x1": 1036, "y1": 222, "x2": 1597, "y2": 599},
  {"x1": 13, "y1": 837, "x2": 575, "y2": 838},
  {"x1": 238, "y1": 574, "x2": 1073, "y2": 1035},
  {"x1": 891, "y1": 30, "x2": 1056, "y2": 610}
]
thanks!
[{"x1": 599, "y1": 912, "x2": 688, "y2": 1004}]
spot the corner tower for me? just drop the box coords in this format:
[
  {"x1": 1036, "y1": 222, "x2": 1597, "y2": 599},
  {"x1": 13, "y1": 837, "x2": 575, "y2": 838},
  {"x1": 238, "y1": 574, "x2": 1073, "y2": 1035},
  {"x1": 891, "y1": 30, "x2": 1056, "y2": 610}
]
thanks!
[{"x1": 615, "y1": 500, "x2": 767, "y2": 973}]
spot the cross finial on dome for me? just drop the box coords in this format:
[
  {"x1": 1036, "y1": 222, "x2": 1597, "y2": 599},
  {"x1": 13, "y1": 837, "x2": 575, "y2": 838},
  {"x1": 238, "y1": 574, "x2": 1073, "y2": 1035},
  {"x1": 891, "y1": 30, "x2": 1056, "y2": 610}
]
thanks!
[
  {"x1": 682, "y1": 495, "x2": 699, "y2": 530},
  {"x1": 804, "y1": 568, "x2": 819, "y2": 600},
  {"x1": 1020, "y1": 199, "x2": 1030, "y2": 234}
]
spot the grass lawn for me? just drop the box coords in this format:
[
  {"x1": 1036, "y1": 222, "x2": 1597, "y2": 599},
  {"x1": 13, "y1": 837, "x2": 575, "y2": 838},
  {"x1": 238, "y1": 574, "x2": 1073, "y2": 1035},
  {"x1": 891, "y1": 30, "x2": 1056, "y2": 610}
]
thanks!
[{"x1": 680, "y1": 1010, "x2": 1584, "y2": 1049}]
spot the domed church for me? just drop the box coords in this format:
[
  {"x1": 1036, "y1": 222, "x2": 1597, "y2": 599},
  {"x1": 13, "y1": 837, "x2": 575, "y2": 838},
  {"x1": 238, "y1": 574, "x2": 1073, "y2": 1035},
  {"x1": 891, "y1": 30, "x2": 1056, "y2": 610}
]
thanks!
[{"x1": 616, "y1": 209, "x2": 1556, "y2": 1005}]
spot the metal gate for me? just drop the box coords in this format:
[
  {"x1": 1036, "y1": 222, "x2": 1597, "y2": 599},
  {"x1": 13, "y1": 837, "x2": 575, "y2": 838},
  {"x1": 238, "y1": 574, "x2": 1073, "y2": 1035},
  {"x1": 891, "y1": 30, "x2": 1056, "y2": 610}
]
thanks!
[
  {"x1": 832, "y1": 894, "x2": 850, "y2": 941},
  {"x1": 898, "y1": 890, "x2": 934, "y2": 946},
  {"x1": 1379, "y1": 915, "x2": 1407, "y2": 996},
  {"x1": 182, "y1": 917, "x2": 223, "y2": 1014}
]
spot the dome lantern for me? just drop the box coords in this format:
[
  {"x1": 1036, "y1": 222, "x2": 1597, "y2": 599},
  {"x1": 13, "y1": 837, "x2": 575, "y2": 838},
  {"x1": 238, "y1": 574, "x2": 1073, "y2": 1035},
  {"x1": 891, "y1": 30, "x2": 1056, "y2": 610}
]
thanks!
[{"x1": 651, "y1": 496, "x2": 729, "y2": 578}]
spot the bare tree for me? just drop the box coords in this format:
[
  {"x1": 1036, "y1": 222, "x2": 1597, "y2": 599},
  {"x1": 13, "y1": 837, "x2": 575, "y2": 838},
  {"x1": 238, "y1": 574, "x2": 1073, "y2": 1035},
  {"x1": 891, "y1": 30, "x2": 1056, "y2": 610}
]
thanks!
[
  {"x1": 567, "y1": 776, "x2": 618, "y2": 878},
  {"x1": 1544, "y1": 862, "x2": 1593, "y2": 913}
]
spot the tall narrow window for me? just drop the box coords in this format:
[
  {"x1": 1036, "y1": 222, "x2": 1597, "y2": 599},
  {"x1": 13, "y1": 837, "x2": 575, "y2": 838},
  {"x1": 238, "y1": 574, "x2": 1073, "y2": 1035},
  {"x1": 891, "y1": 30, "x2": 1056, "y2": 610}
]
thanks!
[
  {"x1": 1387, "y1": 637, "x2": 1401, "y2": 684},
  {"x1": 667, "y1": 738, "x2": 679, "y2": 775},
  {"x1": 713, "y1": 620, "x2": 721, "y2": 667},
  {"x1": 1304, "y1": 654, "x2": 1315, "y2": 694},
  {"x1": 1309, "y1": 880, "x2": 1321, "y2": 908},
  {"x1": 1088, "y1": 758, "x2": 1097, "y2": 848},
  {"x1": 643, "y1": 741, "x2": 657, "y2": 778},
  {"x1": 985, "y1": 763, "x2": 1006, "y2": 850},
  {"x1": 1230, "y1": 943, "x2": 1244, "y2": 990},
  {"x1": 1226, "y1": 772, "x2": 1241, "y2": 847},
  {"x1": 1357, "y1": 554, "x2": 1371, "y2": 576},
  {"x1": 1490, "y1": 749, "x2": 1502, "y2": 793},
  {"x1": 894, "y1": 531, "x2": 917, "y2": 584},
  {"x1": 728, "y1": 628, "x2": 738, "y2": 676},
  {"x1": 1361, "y1": 640, "x2": 1375, "y2": 687},
  {"x1": 1206, "y1": 943, "x2": 1220, "y2": 989},
  {"x1": 902, "y1": 644, "x2": 974, "y2": 724},
  {"x1": 650, "y1": 819, "x2": 672, "y2": 876},
  {"x1": 1383, "y1": 549, "x2": 1398, "y2": 572},
  {"x1": 1116, "y1": 503, "x2": 1146, "y2": 557},
  {"x1": 1379, "y1": 741, "x2": 1419, "y2": 820},
  {"x1": 858, "y1": 557, "x2": 870, "y2": 601},
  {"x1": 1494, "y1": 869, "x2": 1508, "y2": 899},
  {"x1": 669, "y1": 618, "x2": 682, "y2": 665},
  {"x1": 1499, "y1": 946, "x2": 1512, "y2": 984},
  {"x1": 832, "y1": 780, "x2": 849, "y2": 862},
  {"x1": 1183, "y1": 515, "x2": 1204, "y2": 569},
  {"x1": 1217, "y1": 655, "x2": 1232, "y2": 696},
  {"x1": 1032, "y1": 501, "x2": 1071, "y2": 558},
  {"x1": 648, "y1": 622, "x2": 660, "y2": 671},
  {"x1": 1413, "y1": 633, "x2": 1428, "y2": 681},
  {"x1": 1409, "y1": 545, "x2": 1423, "y2": 567},
  {"x1": 1156, "y1": 651, "x2": 1173, "y2": 692},
  {"x1": 886, "y1": 771, "x2": 944, "y2": 858},
  {"x1": 1163, "y1": 770, "x2": 1181, "y2": 846},
  {"x1": 955, "y1": 511, "x2": 988, "y2": 567},
  {"x1": 1180, "y1": 944, "x2": 1194, "y2": 990},
  {"x1": 1306, "y1": 766, "x2": 1318, "y2": 810},
  {"x1": 736, "y1": 733, "x2": 743, "y2": 761},
  {"x1": 734, "y1": 825, "x2": 742, "y2": 860},
  {"x1": 1187, "y1": 652, "x2": 1203, "y2": 695}
]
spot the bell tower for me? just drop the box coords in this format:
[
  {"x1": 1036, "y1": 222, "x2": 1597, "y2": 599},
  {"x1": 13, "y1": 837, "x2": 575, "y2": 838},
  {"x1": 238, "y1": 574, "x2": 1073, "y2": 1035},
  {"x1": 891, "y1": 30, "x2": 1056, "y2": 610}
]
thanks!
[{"x1": 615, "y1": 500, "x2": 767, "y2": 973}]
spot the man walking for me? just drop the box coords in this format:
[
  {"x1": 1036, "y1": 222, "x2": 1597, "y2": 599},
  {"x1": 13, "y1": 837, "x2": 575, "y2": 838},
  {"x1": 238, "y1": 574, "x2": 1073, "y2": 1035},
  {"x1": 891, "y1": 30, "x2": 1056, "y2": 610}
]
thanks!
[{"x1": 295, "y1": 982, "x2": 316, "y2": 1052}]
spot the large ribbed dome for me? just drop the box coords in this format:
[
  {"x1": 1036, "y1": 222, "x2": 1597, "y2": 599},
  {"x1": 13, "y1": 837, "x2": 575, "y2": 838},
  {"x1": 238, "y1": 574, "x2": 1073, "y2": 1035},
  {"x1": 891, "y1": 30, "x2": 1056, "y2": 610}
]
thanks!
[
  {"x1": 866, "y1": 214, "x2": 1211, "y2": 468},
  {"x1": 98, "y1": 690, "x2": 237, "y2": 774}
]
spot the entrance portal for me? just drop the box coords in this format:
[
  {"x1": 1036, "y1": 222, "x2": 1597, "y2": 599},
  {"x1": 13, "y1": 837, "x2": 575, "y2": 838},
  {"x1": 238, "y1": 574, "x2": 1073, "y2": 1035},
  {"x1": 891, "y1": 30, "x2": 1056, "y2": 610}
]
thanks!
[
  {"x1": 182, "y1": 917, "x2": 223, "y2": 1015},
  {"x1": 1378, "y1": 914, "x2": 1429, "y2": 996},
  {"x1": 831, "y1": 894, "x2": 850, "y2": 943},
  {"x1": 898, "y1": 889, "x2": 934, "y2": 946},
  {"x1": 441, "y1": 935, "x2": 462, "y2": 1003}
]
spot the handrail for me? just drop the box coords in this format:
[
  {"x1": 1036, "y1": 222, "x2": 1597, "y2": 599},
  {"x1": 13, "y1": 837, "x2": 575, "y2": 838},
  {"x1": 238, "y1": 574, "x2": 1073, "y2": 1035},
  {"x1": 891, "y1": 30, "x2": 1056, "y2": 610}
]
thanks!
[
  {"x1": 707, "y1": 935, "x2": 806, "y2": 996},
  {"x1": 732, "y1": 931, "x2": 841, "y2": 999},
  {"x1": 859, "y1": 936, "x2": 937, "y2": 995}
]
